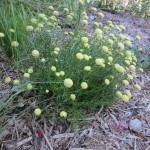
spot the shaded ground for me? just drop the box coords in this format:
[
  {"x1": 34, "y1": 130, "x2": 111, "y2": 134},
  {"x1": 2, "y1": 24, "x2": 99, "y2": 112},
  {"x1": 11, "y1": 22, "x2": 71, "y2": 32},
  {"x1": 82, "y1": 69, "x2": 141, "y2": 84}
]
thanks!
[{"x1": 0, "y1": 10, "x2": 150, "y2": 150}]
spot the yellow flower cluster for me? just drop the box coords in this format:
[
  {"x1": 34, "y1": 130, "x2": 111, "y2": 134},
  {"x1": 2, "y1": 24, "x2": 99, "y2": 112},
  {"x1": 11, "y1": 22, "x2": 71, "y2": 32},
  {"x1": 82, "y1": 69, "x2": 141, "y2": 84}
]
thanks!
[
  {"x1": 95, "y1": 58, "x2": 105, "y2": 67},
  {"x1": 11, "y1": 41, "x2": 19, "y2": 47}
]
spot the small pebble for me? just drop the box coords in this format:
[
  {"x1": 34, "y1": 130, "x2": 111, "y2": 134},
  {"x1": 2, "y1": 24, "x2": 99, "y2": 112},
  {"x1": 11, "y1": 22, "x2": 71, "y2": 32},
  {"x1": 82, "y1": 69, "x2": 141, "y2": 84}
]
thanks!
[{"x1": 129, "y1": 118, "x2": 142, "y2": 132}]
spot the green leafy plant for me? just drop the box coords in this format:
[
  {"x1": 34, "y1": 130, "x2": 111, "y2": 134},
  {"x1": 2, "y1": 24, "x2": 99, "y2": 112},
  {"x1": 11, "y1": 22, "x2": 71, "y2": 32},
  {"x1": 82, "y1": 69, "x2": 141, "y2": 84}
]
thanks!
[{"x1": 0, "y1": 1, "x2": 144, "y2": 128}]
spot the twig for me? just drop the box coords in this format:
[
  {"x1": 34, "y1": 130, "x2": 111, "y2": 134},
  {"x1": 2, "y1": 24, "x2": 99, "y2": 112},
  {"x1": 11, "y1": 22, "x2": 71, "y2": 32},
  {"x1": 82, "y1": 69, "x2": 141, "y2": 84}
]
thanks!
[
  {"x1": 97, "y1": 105, "x2": 104, "y2": 115},
  {"x1": 44, "y1": 134, "x2": 53, "y2": 150},
  {"x1": 134, "y1": 139, "x2": 136, "y2": 150},
  {"x1": 16, "y1": 136, "x2": 32, "y2": 147},
  {"x1": 52, "y1": 133, "x2": 75, "y2": 139},
  {"x1": 14, "y1": 119, "x2": 19, "y2": 141},
  {"x1": 145, "y1": 145, "x2": 150, "y2": 150}
]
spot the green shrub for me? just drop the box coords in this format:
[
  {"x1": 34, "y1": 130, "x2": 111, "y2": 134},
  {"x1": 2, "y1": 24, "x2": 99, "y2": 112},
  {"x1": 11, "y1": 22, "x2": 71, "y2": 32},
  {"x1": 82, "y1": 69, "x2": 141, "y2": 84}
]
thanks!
[{"x1": 0, "y1": 1, "x2": 143, "y2": 127}]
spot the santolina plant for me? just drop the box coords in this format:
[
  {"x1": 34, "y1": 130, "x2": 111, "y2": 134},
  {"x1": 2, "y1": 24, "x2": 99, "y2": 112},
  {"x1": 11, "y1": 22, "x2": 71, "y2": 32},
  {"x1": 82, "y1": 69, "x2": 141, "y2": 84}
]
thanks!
[{"x1": 1, "y1": 1, "x2": 143, "y2": 124}]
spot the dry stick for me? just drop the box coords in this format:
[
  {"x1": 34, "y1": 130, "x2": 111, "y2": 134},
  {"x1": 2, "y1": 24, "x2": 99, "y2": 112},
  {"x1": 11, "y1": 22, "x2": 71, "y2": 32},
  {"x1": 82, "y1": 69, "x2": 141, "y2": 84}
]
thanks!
[
  {"x1": 145, "y1": 145, "x2": 150, "y2": 150},
  {"x1": 52, "y1": 133, "x2": 75, "y2": 139},
  {"x1": 44, "y1": 134, "x2": 53, "y2": 150},
  {"x1": 14, "y1": 119, "x2": 19, "y2": 140},
  {"x1": 97, "y1": 105, "x2": 104, "y2": 115},
  {"x1": 134, "y1": 139, "x2": 136, "y2": 150},
  {"x1": 16, "y1": 136, "x2": 32, "y2": 147}
]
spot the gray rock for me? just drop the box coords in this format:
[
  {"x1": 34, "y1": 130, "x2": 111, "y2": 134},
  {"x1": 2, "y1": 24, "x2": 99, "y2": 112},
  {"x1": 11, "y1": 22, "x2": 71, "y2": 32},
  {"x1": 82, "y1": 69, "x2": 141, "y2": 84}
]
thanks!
[{"x1": 129, "y1": 118, "x2": 142, "y2": 132}]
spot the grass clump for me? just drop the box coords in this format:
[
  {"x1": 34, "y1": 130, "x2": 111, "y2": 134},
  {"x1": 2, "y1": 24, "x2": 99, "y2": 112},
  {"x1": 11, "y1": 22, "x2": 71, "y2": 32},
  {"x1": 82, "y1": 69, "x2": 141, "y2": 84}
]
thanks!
[{"x1": 0, "y1": 1, "x2": 144, "y2": 127}]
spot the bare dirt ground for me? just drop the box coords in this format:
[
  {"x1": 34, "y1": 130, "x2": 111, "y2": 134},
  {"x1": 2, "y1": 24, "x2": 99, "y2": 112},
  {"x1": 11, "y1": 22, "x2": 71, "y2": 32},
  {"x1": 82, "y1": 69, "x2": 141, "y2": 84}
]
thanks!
[{"x1": 0, "y1": 10, "x2": 150, "y2": 150}]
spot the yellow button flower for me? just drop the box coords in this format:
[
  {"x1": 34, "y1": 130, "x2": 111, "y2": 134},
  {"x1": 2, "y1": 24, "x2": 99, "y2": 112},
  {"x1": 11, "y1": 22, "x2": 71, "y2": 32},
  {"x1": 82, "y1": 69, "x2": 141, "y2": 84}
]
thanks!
[
  {"x1": 91, "y1": 7, "x2": 97, "y2": 12},
  {"x1": 119, "y1": 34, "x2": 125, "y2": 40},
  {"x1": 125, "y1": 41, "x2": 132, "y2": 47},
  {"x1": 28, "y1": 67, "x2": 33, "y2": 74},
  {"x1": 93, "y1": 22, "x2": 99, "y2": 27},
  {"x1": 81, "y1": 37, "x2": 88, "y2": 43},
  {"x1": 34, "y1": 108, "x2": 41, "y2": 116},
  {"x1": 115, "y1": 64, "x2": 125, "y2": 73},
  {"x1": 118, "y1": 42, "x2": 124, "y2": 50},
  {"x1": 26, "y1": 25, "x2": 34, "y2": 32},
  {"x1": 60, "y1": 71, "x2": 65, "y2": 76},
  {"x1": 60, "y1": 111, "x2": 67, "y2": 118},
  {"x1": 81, "y1": 82, "x2": 88, "y2": 89},
  {"x1": 9, "y1": 29, "x2": 15, "y2": 33},
  {"x1": 82, "y1": 20, "x2": 88, "y2": 25},
  {"x1": 84, "y1": 66, "x2": 91, "y2": 71},
  {"x1": 11, "y1": 41, "x2": 19, "y2": 47},
  {"x1": 126, "y1": 91, "x2": 132, "y2": 98},
  {"x1": 134, "y1": 84, "x2": 141, "y2": 90},
  {"x1": 5, "y1": 77, "x2": 11, "y2": 83},
  {"x1": 98, "y1": 12, "x2": 104, "y2": 18},
  {"x1": 31, "y1": 18, "x2": 37, "y2": 24},
  {"x1": 127, "y1": 74, "x2": 133, "y2": 80},
  {"x1": 70, "y1": 94, "x2": 76, "y2": 100},
  {"x1": 27, "y1": 84, "x2": 33, "y2": 90},
  {"x1": 125, "y1": 60, "x2": 130, "y2": 65},
  {"x1": 37, "y1": 23, "x2": 44, "y2": 28},
  {"x1": 64, "y1": 8, "x2": 69, "y2": 13},
  {"x1": 0, "y1": 32, "x2": 4, "y2": 38},
  {"x1": 53, "y1": 11, "x2": 59, "y2": 16},
  {"x1": 38, "y1": 13, "x2": 46, "y2": 18},
  {"x1": 46, "y1": 90, "x2": 49, "y2": 93},
  {"x1": 41, "y1": 58, "x2": 46, "y2": 63},
  {"x1": 123, "y1": 80, "x2": 129, "y2": 86},
  {"x1": 49, "y1": 6, "x2": 54, "y2": 10},
  {"x1": 78, "y1": 0, "x2": 84, "y2": 6},
  {"x1": 83, "y1": 43, "x2": 89, "y2": 48},
  {"x1": 24, "y1": 73, "x2": 30, "y2": 78},
  {"x1": 116, "y1": 91, "x2": 122, "y2": 98},
  {"x1": 67, "y1": 15, "x2": 73, "y2": 20},
  {"x1": 54, "y1": 51, "x2": 58, "y2": 55},
  {"x1": 83, "y1": 54, "x2": 89, "y2": 60},
  {"x1": 51, "y1": 66, "x2": 56, "y2": 72},
  {"x1": 64, "y1": 78, "x2": 73, "y2": 88},
  {"x1": 108, "y1": 56, "x2": 113, "y2": 62},
  {"x1": 102, "y1": 46, "x2": 109, "y2": 53},
  {"x1": 122, "y1": 95, "x2": 129, "y2": 102},
  {"x1": 13, "y1": 79, "x2": 20, "y2": 85},
  {"x1": 95, "y1": 58, "x2": 105, "y2": 66},
  {"x1": 76, "y1": 53, "x2": 84, "y2": 60},
  {"x1": 108, "y1": 39, "x2": 113, "y2": 45},
  {"x1": 105, "y1": 79, "x2": 110, "y2": 85},
  {"x1": 83, "y1": 15, "x2": 88, "y2": 20},
  {"x1": 129, "y1": 65, "x2": 136, "y2": 71},
  {"x1": 32, "y1": 50, "x2": 40, "y2": 57},
  {"x1": 136, "y1": 35, "x2": 141, "y2": 41},
  {"x1": 54, "y1": 47, "x2": 60, "y2": 52},
  {"x1": 139, "y1": 68, "x2": 143, "y2": 72},
  {"x1": 95, "y1": 29, "x2": 102, "y2": 35},
  {"x1": 126, "y1": 51, "x2": 132, "y2": 57},
  {"x1": 55, "y1": 72, "x2": 60, "y2": 77}
]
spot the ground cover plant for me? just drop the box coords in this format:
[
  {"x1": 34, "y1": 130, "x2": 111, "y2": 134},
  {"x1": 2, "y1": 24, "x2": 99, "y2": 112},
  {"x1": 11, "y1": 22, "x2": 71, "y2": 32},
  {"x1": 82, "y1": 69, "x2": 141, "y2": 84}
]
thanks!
[{"x1": 0, "y1": 0, "x2": 144, "y2": 129}]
